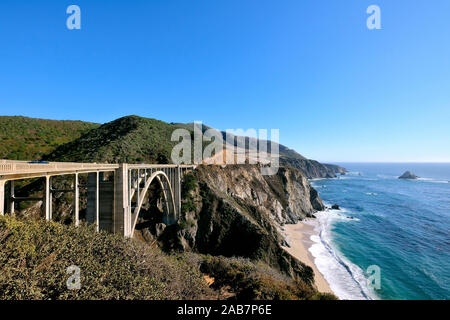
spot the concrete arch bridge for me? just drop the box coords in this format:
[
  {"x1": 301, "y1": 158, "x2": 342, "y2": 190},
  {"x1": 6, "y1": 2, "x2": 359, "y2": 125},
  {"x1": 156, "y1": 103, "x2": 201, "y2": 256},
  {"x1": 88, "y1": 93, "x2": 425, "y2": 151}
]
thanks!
[{"x1": 0, "y1": 160, "x2": 195, "y2": 237}]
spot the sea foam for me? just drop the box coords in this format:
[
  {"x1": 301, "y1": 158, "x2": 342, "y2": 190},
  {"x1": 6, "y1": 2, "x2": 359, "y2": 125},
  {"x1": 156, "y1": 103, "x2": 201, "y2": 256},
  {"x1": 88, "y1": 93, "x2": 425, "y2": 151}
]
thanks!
[{"x1": 307, "y1": 210, "x2": 378, "y2": 300}]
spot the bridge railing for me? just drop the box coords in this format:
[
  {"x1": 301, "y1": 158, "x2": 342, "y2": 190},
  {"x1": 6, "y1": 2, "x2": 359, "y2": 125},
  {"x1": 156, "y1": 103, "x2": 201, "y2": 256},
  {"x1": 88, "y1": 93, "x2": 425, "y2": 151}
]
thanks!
[
  {"x1": 0, "y1": 160, "x2": 119, "y2": 175},
  {"x1": 0, "y1": 160, "x2": 197, "y2": 176}
]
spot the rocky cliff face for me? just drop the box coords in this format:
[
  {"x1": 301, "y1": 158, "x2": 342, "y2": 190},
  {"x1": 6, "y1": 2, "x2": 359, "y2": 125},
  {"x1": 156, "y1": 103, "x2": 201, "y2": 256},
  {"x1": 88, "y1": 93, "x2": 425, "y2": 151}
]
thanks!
[
  {"x1": 196, "y1": 164, "x2": 324, "y2": 225},
  {"x1": 280, "y1": 158, "x2": 346, "y2": 179},
  {"x1": 159, "y1": 164, "x2": 324, "y2": 284}
]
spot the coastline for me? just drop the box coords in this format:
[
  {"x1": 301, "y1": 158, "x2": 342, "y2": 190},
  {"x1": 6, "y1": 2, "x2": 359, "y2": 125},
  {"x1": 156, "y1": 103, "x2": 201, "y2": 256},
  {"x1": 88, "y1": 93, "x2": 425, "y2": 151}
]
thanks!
[{"x1": 281, "y1": 221, "x2": 334, "y2": 295}]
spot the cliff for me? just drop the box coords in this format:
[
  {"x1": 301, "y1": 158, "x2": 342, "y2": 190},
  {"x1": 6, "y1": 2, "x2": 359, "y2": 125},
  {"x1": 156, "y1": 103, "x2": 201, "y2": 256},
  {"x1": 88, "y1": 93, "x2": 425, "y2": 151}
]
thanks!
[
  {"x1": 149, "y1": 164, "x2": 325, "y2": 287},
  {"x1": 280, "y1": 158, "x2": 346, "y2": 179},
  {"x1": 179, "y1": 121, "x2": 346, "y2": 179}
]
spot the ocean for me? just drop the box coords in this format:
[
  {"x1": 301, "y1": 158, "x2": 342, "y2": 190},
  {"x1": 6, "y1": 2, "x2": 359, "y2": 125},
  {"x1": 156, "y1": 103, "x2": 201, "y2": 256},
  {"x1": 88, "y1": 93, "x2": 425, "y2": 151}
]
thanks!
[{"x1": 309, "y1": 163, "x2": 450, "y2": 300}]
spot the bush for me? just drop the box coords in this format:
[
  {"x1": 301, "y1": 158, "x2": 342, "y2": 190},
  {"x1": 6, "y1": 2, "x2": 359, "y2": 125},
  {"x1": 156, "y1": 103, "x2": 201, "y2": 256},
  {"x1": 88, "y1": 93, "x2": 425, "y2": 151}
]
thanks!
[
  {"x1": 181, "y1": 173, "x2": 198, "y2": 214},
  {"x1": 199, "y1": 255, "x2": 337, "y2": 300},
  {"x1": 0, "y1": 216, "x2": 213, "y2": 300},
  {"x1": 181, "y1": 173, "x2": 197, "y2": 198}
]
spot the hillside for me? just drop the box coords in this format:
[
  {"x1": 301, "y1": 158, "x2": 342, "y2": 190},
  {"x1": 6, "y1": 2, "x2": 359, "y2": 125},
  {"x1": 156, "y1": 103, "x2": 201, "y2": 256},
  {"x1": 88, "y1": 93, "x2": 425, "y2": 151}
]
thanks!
[
  {"x1": 44, "y1": 115, "x2": 345, "y2": 178},
  {"x1": 0, "y1": 116, "x2": 99, "y2": 160},
  {"x1": 44, "y1": 115, "x2": 182, "y2": 164},
  {"x1": 0, "y1": 216, "x2": 335, "y2": 300},
  {"x1": 0, "y1": 215, "x2": 212, "y2": 299},
  {"x1": 174, "y1": 122, "x2": 345, "y2": 178}
]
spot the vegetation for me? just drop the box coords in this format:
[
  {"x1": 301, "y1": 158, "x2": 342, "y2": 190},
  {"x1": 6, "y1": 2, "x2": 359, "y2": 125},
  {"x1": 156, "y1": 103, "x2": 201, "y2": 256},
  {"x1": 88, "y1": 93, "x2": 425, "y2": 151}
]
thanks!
[
  {"x1": 200, "y1": 255, "x2": 337, "y2": 300},
  {"x1": 0, "y1": 216, "x2": 213, "y2": 300},
  {"x1": 181, "y1": 173, "x2": 198, "y2": 214},
  {"x1": 0, "y1": 116, "x2": 99, "y2": 160},
  {"x1": 0, "y1": 216, "x2": 337, "y2": 300},
  {"x1": 45, "y1": 115, "x2": 189, "y2": 164}
]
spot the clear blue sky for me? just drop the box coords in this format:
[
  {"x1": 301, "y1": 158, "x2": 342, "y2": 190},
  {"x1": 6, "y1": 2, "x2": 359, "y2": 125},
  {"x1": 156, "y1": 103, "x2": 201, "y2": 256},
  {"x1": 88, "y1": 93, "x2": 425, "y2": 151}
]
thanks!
[{"x1": 0, "y1": 0, "x2": 449, "y2": 162}]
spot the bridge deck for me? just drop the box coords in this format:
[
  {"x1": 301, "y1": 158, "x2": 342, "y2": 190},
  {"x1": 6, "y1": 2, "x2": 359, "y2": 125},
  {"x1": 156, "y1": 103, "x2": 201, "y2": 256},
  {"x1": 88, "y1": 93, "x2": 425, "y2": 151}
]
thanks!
[{"x1": 0, "y1": 160, "x2": 195, "y2": 180}]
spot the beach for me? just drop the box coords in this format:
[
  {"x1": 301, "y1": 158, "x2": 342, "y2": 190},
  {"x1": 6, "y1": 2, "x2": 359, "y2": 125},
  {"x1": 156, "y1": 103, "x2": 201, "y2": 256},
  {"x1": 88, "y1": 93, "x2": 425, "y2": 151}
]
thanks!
[{"x1": 282, "y1": 221, "x2": 333, "y2": 294}]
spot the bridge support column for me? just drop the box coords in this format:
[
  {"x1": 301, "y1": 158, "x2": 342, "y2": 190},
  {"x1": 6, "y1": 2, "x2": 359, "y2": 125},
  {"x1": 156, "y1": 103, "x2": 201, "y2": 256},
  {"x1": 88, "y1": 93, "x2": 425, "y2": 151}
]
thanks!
[
  {"x1": 86, "y1": 172, "x2": 100, "y2": 231},
  {"x1": 9, "y1": 181, "x2": 15, "y2": 215},
  {"x1": 74, "y1": 173, "x2": 79, "y2": 226},
  {"x1": 176, "y1": 166, "x2": 181, "y2": 216},
  {"x1": 44, "y1": 176, "x2": 51, "y2": 221},
  {"x1": 0, "y1": 180, "x2": 5, "y2": 216},
  {"x1": 99, "y1": 174, "x2": 114, "y2": 232},
  {"x1": 114, "y1": 164, "x2": 130, "y2": 237},
  {"x1": 95, "y1": 172, "x2": 99, "y2": 231}
]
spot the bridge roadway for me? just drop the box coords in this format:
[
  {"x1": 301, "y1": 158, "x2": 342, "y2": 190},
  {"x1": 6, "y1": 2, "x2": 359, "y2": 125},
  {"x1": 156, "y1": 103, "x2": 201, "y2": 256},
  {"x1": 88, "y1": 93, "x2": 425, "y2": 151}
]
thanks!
[{"x1": 0, "y1": 160, "x2": 195, "y2": 237}]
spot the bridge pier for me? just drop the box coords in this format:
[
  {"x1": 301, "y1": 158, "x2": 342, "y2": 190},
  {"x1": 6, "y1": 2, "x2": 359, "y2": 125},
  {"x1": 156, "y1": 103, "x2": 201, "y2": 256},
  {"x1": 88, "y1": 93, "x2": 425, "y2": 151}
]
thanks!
[
  {"x1": 86, "y1": 172, "x2": 100, "y2": 231},
  {"x1": 99, "y1": 175, "x2": 114, "y2": 232},
  {"x1": 74, "y1": 173, "x2": 79, "y2": 226},
  {"x1": 176, "y1": 166, "x2": 181, "y2": 215},
  {"x1": 9, "y1": 181, "x2": 15, "y2": 215},
  {"x1": 0, "y1": 180, "x2": 5, "y2": 216},
  {"x1": 114, "y1": 164, "x2": 130, "y2": 237},
  {"x1": 84, "y1": 172, "x2": 116, "y2": 231},
  {"x1": 45, "y1": 176, "x2": 51, "y2": 221}
]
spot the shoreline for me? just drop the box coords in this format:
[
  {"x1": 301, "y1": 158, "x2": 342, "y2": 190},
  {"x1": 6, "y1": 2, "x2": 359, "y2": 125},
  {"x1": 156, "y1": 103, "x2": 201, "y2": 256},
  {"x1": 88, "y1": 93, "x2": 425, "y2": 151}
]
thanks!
[{"x1": 281, "y1": 220, "x2": 334, "y2": 295}]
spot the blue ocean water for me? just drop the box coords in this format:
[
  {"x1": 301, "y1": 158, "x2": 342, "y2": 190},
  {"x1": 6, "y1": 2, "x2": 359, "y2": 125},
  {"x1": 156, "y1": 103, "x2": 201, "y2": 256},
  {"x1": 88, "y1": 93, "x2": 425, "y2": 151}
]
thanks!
[{"x1": 310, "y1": 163, "x2": 450, "y2": 300}]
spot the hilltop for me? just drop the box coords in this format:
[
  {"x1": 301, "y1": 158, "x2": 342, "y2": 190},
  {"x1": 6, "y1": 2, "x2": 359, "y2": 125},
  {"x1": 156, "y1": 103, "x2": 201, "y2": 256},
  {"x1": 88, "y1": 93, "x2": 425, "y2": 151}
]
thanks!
[
  {"x1": 0, "y1": 116, "x2": 99, "y2": 160},
  {"x1": 44, "y1": 115, "x2": 180, "y2": 164},
  {"x1": 42, "y1": 115, "x2": 345, "y2": 178}
]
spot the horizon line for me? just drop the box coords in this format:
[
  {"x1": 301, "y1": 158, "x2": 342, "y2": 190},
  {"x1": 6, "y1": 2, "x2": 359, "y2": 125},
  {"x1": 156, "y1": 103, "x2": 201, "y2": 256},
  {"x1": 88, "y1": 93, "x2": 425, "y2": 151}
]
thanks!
[{"x1": 322, "y1": 161, "x2": 450, "y2": 164}]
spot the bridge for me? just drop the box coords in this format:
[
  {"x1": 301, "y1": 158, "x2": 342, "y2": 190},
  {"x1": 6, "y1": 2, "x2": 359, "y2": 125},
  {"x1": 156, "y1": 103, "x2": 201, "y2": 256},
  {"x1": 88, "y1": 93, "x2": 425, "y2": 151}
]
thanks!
[{"x1": 0, "y1": 160, "x2": 195, "y2": 237}]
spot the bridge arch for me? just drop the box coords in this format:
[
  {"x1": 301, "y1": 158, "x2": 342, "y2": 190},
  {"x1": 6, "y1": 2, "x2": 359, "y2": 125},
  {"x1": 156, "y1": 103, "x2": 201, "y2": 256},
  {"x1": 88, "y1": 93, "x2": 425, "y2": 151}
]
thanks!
[{"x1": 130, "y1": 170, "x2": 177, "y2": 238}]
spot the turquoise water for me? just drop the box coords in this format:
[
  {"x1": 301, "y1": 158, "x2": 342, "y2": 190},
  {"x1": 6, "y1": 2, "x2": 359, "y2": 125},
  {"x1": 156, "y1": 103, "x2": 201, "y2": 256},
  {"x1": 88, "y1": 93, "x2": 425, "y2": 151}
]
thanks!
[{"x1": 310, "y1": 163, "x2": 450, "y2": 300}]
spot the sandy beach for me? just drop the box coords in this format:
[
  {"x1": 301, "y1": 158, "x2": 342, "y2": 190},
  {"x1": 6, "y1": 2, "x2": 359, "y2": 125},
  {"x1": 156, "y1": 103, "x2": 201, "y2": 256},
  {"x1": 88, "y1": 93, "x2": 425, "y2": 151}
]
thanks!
[{"x1": 281, "y1": 221, "x2": 333, "y2": 294}]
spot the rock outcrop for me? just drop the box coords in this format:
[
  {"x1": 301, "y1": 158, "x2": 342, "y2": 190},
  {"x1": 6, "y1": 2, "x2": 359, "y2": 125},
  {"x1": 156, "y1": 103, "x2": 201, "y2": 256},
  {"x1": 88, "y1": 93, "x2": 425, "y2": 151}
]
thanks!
[
  {"x1": 159, "y1": 164, "x2": 324, "y2": 284},
  {"x1": 196, "y1": 164, "x2": 324, "y2": 225},
  {"x1": 280, "y1": 158, "x2": 346, "y2": 179},
  {"x1": 179, "y1": 121, "x2": 347, "y2": 179},
  {"x1": 399, "y1": 171, "x2": 419, "y2": 179}
]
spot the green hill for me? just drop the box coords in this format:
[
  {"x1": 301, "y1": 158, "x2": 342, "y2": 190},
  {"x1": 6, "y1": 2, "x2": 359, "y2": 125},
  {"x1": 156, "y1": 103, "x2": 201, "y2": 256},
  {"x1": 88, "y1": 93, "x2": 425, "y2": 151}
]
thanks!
[
  {"x1": 45, "y1": 115, "x2": 183, "y2": 164},
  {"x1": 0, "y1": 116, "x2": 99, "y2": 160},
  {"x1": 43, "y1": 115, "x2": 345, "y2": 177}
]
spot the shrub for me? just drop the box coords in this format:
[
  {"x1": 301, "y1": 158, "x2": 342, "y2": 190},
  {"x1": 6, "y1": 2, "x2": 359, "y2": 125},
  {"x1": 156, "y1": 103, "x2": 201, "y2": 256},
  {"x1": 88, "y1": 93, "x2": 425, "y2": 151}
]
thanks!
[
  {"x1": 0, "y1": 216, "x2": 213, "y2": 300},
  {"x1": 199, "y1": 255, "x2": 336, "y2": 300}
]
